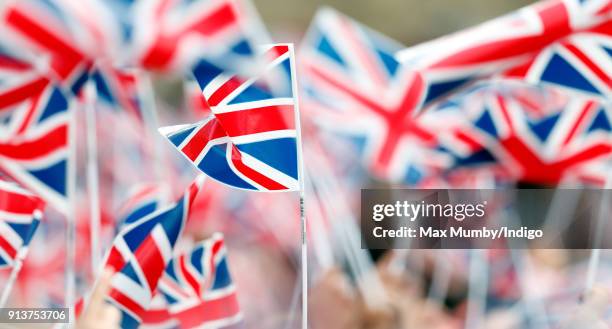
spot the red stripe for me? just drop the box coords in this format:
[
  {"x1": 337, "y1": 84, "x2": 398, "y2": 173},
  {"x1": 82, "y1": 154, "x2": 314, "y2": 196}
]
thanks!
[
  {"x1": 562, "y1": 100, "x2": 595, "y2": 146},
  {"x1": 176, "y1": 293, "x2": 240, "y2": 328},
  {"x1": 430, "y1": 1, "x2": 570, "y2": 69},
  {"x1": 140, "y1": 293, "x2": 240, "y2": 327},
  {"x1": 0, "y1": 190, "x2": 41, "y2": 214},
  {"x1": 180, "y1": 120, "x2": 226, "y2": 161},
  {"x1": 265, "y1": 45, "x2": 289, "y2": 59},
  {"x1": 215, "y1": 105, "x2": 295, "y2": 136},
  {"x1": 230, "y1": 147, "x2": 288, "y2": 190},
  {"x1": 132, "y1": 234, "x2": 167, "y2": 294},
  {"x1": 141, "y1": 3, "x2": 238, "y2": 69},
  {"x1": 179, "y1": 255, "x2": 201, "y2": 296},
  {"x1": 0, "y1": 125, "x2": 67, "y2": 160},
  {"x1": 109, "y1": 289, "x2": 147, "y2": 318},
  {"x1": 6, "y1": 8, "x2": 84, "y2": 80},
  {"x1": 562, "y1": 42, "x2": 612, "y2": 90},
  {"x1": 0, "y1": 235, "x2": 17, "y2": 259},
  {"x1": 0, "y1": 77, "x2": 48, "y2": 110},
  {"x1": 454, "y1": 131, "x2": 485, "y2": 152},
  {"x1": 0, "y1": 56, "x2": 31, "y2": 71},
  {"x1": 206, "y1": 76, "x2": 244, "y2": 106},
  {"x1": 495, "y1": 95, "x2": 515, "y2": 134},
  {"x1": 207, "y1": 239, "x2": 223, "y2": 291},
  {"x1": 105, "y1": 247, "x2": 126, "y2": 273},
  {"x1": 16, "y1": 90, "x2": 44, "y2": 134}
]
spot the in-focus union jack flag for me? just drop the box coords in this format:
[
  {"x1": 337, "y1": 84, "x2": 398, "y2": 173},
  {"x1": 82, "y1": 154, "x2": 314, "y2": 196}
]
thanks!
[
  {"x1": 141, "y1": 234, "x2": 241, "y2": 329},
  {"x1": 104, "y1": 177, "x2": 204, "y2": 329},
  {"x1": 0, "y1": 180, "x2": 44, "y2": 269},
  {"x1": 161, "y1": 44, "x2": 301, "y2": 191}
]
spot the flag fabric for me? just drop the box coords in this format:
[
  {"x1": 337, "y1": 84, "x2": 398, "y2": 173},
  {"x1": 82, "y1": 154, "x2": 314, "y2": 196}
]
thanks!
[
  {"x1": 0, "y1": 180, "x2": 44, "y2": 269},
  {"x1": 1, "y1": 0, "x2": 91, "y2": 94},
  {"x1": 503, "y1": 24, "x2": 612, "y2": 99},
  {"x1": 161, "y1": 44, "x2": 301, "y2": 191},
  {"x1": 435, "y1": 82, "x2": 612, "y2": 186},
  {"x1": 134, "y1": 0, "x2": 268, "y2": 72},
  {"x1": 140, "y1": 233, "x2": 241, "y2": 329},
  {"x1": 395, "y1": 0, "x2": 612, "y2": 101},
  {"x1": 103, "y1": 176, "x2": 204, "y2": 329},
  {"x1": 0, "y1": 64, "x2": 75, "y2": 214},
  {"x1": 117, "y1": 183, "x2": 171, "y2": 227},
  {"x1": 299, "y1": 8, "x2": 444, "y2": 182}
]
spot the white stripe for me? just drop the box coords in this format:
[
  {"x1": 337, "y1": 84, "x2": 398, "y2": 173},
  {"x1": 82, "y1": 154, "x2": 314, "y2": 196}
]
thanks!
[
  {"x1": 240, "y1": 151, "x2": 299, "y2": 190},
  {"x1": 211, "y1": 97, "x2": 294, "y2": 114},
  {"x1": 0, "y1": 210, "x2": 36, "y2": 222},
  {"x1": 231, "y1": 130, "x2": 296, "y2": 144},
  {"x1": 151, "y1": 225, "x2": 173, "y2": 263},
  {"x1": 193, "y1": 313, "x2": 243, "y2": 329},
  {"x1": 111, "y1": 270, "x2": 151, "y2": 308},
  {"x1": 0, "y1": 221, "x2": 23, "y2": 249},
  {"x1": 202, "y1": 73, "x2": 233, "y2": 100}
]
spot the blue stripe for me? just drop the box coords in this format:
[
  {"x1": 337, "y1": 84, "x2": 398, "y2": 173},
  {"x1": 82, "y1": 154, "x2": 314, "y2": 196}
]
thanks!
[
  {"x1": 474, "y1": 108, "x2": 498, "y2": 138},
  {"x1": 168, "y1": 124, "x2": 197, "y2": 147},
  {"x1": 528, "y1": 113, "x2": 560, "y2": 142},
  {"x1": 587, "y1": 109, "x2": 611, "y2": 133},
  {"x1": 190, "y1": 246, "x2": 204, "y2": 275},
  {"x1": 192, "y1": 60, "x2": 224, "y2": 91},
  {"x1": 541, "y1": 53, "x2": 600, "y2": 95},
  {"x1": 158, "y1": 200, "x2": 185, "y2": 246},
  {"x1": 236, "y1": 138, "x2": 298, "y2": 180},
  {"x1": 316, "y1": 32, "x2": 346, "y2": 68},
  {"x1": 37, "y1": 87, "x2": 68, "y2": 124},
  {"x1": 122, "y1": 202, "x2": 158, "y2": 226},
  {"x1": 198, "y1": 144, "x2": 257, "y2": 190},
  {"x1": 28, "y1": 159, "x2": 67, "y2": 197},
  {"x1": 211, "y1": 258, "x2": 232, "y2": 290}
]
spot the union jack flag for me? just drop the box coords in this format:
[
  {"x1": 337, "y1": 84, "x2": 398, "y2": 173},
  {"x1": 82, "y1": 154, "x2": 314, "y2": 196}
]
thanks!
[
  {"x1": 0, "y1": 62, "x2": 75, "y2": 214},
  {"x1": 140, "y1": 234, "x2": 241, "y2": 329},
  {"x1": 161, "y1": 44, "x2": 301, "y2": 191},
  {"x1": 438, "y1": 82, "x2": 612, "y2": 186},
  {"x1": 0, "y1": 180, "x2": 44, "y2": 269},
  {"x1": 104, "y1": 176, "x2": 204, "y2": 328},
  {"x1": 134, "y1": 0, "x2": 268, "y2": 72},
  {"x1": 299, "y1": 8, "x2": 445, "y2": 182}
]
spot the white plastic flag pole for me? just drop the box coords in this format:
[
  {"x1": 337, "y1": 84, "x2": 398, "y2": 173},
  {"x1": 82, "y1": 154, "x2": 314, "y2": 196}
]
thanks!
[
  {"x1": 287, "y1": 43, "x2": 308, "y2": 329},
  {"x1": 84, "y1": 80, "x2": 102, "y2": 273},
  {"x1": 66, "y1": 96, "x2": 78, "y2": 326}
]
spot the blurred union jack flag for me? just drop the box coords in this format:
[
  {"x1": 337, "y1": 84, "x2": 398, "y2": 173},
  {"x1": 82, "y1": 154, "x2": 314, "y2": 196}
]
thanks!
[
  {"x1": 439, "y1": 83, "x2": 612, "y2": 186},
  {"x1": 1, "y1": 0, "x2": 91, "y2": 94},
  {"x1": 162, "y1": 44, "x2": 301, "y2": 191},
  {"x1": 104, "y1": 177, "x2": 204, "y2": 329},
  {"x1": 397, "y1": 0, "x2": 612, "y2": 95},
  {"x1": 141, "y1": 234, "x2": 241, "y2": 329},
  {"x1": 0, "y1": 54, "x2": 75, "y2": 214},
  {"x1": 0, "y1": 180, "x2": 44, "y2": 269},
  {"x1": 135, "y1": 0, "x2": 268, "y2": 72},
  {"x1": 300, "y1": 8, "x2": 443, "y2": 182}
]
